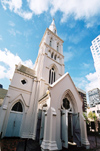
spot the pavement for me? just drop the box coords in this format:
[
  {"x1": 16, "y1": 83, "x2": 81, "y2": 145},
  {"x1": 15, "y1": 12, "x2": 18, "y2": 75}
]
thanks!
[
  {"x1": 0, "y1": 135, "x2": 100, "y2": 151},
  {"x1": 0, "y1": 138, "x2": 41, "y2": 151}
]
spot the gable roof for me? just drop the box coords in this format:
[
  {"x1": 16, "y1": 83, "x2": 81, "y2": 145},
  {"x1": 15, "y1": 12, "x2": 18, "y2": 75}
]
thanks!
[
  {"x1": 49, "y1": 72, "x2": 83, "y2": 103},
  {"x1": 49, "y1": 72, "x2": 69, "y2": 88}
]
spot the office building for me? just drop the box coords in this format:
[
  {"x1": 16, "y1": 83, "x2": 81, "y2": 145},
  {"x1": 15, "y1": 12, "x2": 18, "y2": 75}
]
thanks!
[
  {"x1": 77, "y1": 87, "x2": 87, "y2": 112},
  {"x1": 90, "y1": 35, "x2": 100, "y2": 84},
  {"x1": 88, "y1": 88, "x2": 100, "y2": 107}
]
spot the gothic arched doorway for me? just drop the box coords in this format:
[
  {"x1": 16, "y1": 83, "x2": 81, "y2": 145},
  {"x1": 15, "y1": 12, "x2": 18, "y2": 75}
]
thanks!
[
  {"x1": 61, "y1": 95, "x2": 81, "y2": 148},
  {"x1": 5, "y1": 101, "x2": 23, "y2": 137}
]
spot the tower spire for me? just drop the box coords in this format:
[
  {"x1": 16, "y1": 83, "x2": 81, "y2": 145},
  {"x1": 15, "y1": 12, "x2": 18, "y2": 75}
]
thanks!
[{"x1": 49, "y1": 19, "x2": 57, "y2": 35}]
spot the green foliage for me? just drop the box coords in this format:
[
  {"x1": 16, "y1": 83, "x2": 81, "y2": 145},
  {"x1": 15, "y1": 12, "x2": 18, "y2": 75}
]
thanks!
[
  {"x1": 88, "y1": 111, "x2": 97, "y2": 121},
  {"x1": 83, "y1": 112, "x2": 90, "y2": 124}
]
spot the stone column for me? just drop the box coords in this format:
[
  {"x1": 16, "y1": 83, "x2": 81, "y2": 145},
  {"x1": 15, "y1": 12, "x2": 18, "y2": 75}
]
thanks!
[
  {"x1": 80, "y1": 114, "x2": 90, "y2": 149},
  {"x1": 49, "y1": 107, "x2": 58, "y2": 151},
  {"x1": 41, "y1": 107, "x2": 58, "y2": 151}
]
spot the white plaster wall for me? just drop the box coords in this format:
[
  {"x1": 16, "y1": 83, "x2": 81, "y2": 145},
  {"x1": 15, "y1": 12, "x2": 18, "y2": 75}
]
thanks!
[
  {"x1": 11, "y1": 72, "x2": 33, "y2": 92},
  {"x1": 41, "y1": 73, "x2": 89, "y2": 151},
  {"x1": 34, "y1": 29, "x2": 64, "y2": 99},
  {"x1": 0, "y1": 69, "x2": 39, "y2": 139},
  {"x1": 49, "y1": 74, "x2": 82, "y2": 150}
]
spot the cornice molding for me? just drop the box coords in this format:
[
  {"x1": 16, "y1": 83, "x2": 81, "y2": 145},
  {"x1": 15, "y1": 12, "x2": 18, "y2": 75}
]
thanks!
[
  {"x1": 15, "y1": 70, "x2": 37, "y2": 79},
  {"x1": 9, "y1": 85, "x2": 31, "y2": 94}
]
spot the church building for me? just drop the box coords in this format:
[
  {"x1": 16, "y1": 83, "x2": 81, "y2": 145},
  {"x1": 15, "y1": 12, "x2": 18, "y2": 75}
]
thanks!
[{"x1": 0, "y1": 19, "x2": 90, "y2": 150}]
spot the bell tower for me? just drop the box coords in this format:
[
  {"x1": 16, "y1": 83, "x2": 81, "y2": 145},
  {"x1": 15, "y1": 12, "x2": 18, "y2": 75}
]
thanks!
[{"x1": 34, "y1": 19, "x2": 64, "y2": 97}]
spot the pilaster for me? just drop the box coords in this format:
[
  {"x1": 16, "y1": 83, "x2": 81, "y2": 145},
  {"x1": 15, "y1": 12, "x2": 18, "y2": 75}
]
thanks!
[{"x1": 41, "y1": 107, "x2": 58, "y2": 151}]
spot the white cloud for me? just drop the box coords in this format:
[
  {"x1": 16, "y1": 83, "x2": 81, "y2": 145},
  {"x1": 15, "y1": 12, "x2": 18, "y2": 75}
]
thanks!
[
  {"x1": 64, "y1": 51, "x2": 74, "y2": 62},
  {"x1": 68, "y1": 29, "x2": 88, "y2": 44},
  {"x1": 0, "y1": 65, "x2": 6, "y2": 79},
  {"x1": 8, "y1": 29, "x2": 22, "y2": 36},
  {"x1": 9, "y1": 21, "x2": 15, "y2": 27},
  {"x1": 72, "y1": 77, "x2": 88, "y2": 90},
  {"x1": 0, "y1": 35, "x2": 2, "y2": 40},
  {"x1": 1, "y1": 0, "x2": 33, "y2": 20},
  {"x1": 27, "y1": 0, "x2": 50, "y2": 15},
  {"x1": 73, "y1": 71, "x2": 100, "y2": 94},
  {"x1": 17, "y1": 10, "x2": 33, "y2": 20},
  {"x1": 0, "y1": 48, "x2": 34, "y2": 80},
  {"x1": 64, "y1": 47, "x2": 74, "y2": 62},
  {"x1": 1, "y1": 0, "x2": 100, "y2": 26},
  {"x1": 82, "y1": 63, "x2": 90, "y2": 69},
  {"x1": 50, "y1": 0, "x2": 100, "y2": 21},
  {"x1": 1, "y1": 0, "x2": 22, "y2": 11},
  {"x1": 85, "y1": 72, "x2": 100, "y2": 91}
]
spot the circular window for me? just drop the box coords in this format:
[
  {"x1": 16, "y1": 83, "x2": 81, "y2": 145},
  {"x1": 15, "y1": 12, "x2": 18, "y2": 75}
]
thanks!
[{"x1": 21, "y1": 79, "x2": 27, "y2": 85}]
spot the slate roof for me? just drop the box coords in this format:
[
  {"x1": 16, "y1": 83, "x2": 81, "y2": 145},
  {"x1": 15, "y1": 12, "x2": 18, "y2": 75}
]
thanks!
[
  {"x1": 0, "y1": 88, "x2": 7, "y2": 99},
  {"x1": 17, "y1": 65, "x2": 36, "y2": 77}
]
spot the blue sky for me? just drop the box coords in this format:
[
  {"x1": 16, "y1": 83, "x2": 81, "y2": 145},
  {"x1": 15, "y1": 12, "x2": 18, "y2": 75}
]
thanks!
[{"x1": 0, "y1": 0, "x2": 100, "y2": 96}]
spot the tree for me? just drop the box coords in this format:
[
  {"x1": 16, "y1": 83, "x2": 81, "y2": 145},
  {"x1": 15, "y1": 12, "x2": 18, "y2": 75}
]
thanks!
[
  {"x1": 88, "y1": 111, "x2": 97, "y2": 121},
  {"x1": 83, "y1": 112, "x2": 90, "y2": 124},
  {"x1": 88, "y1": 111, "x2": 97, "y2": 146}
]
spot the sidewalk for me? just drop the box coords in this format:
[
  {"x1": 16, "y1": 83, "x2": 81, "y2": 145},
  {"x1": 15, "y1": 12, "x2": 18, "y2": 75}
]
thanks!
[
  {"x1": 0, "y1": 138, "x2": 41, "y2": 151},
  {"x1": 0, "y1": 135, "x2": 100, "y2": 151}
]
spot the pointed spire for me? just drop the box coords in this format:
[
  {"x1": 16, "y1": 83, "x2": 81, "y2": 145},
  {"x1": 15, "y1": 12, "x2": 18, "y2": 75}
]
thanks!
[{"x1": 49, "y1": 18, "x2": 57, "y2": 35}]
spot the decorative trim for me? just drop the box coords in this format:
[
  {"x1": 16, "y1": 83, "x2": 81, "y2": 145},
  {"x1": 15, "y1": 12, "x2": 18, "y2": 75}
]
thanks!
[
  {"x1": 44, "y1": 82, "x2": 49, "y2": 86},
  {"x1": 39, "y1": 77, "x2": 45, "y2": 82},
  {"x1": 21, "y1": 133, "x2": 36, "y2": 140},
  {"x1": 15, "y1": 70, "x2": 36, "y2": 79},
  {"x1": 9, "y1": 85, "x2": 31, "y2": 94},
  {"x1": 47, "y1": 55, "x2": 62, "y2": 66},
  {"x1": 3, "y1": 105, "x2": 7, "y2": 110},
  {"x1": 44, "y1": 42, "x2": 64, "y2": 58},
  {"x1": 46, "y1": 66, "x2": 49, "y2": 69},
  {"x1": 41, "y1": 140, "x2": 58, "y2": 151},
  {"x1": 38, "y1": 94, "x2": 49, "y2": 103},
  {"x1": 8, "y1": 93, "x2": 29, "y2": 107},
  {"x1": 81, "y1": 138, "x2": 90, "y2": 149},
  {"x1": 45, "y1": 112, "x2": 47, "y2": 116}
]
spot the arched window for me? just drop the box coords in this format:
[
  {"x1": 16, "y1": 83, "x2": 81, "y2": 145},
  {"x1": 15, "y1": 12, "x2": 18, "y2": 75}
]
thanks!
[
  {"x1": 57, "y1": 43, "x2": 59, "y2": 51},
  {"x1": 11, "y1": 102, "x2": 23, "y2": 112},
  {"x1": 54, "y1": 55, "x2": 57, "y2": 60},
  {"x1": 49, "y1": 38, "x2": 52, "y2": 47},
  {"x1": 51, "y1": 52, "x2": 54, "y2": 59},
  {"x1": 49, "y1": 67, "x2": 56, "y2": 84}
]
